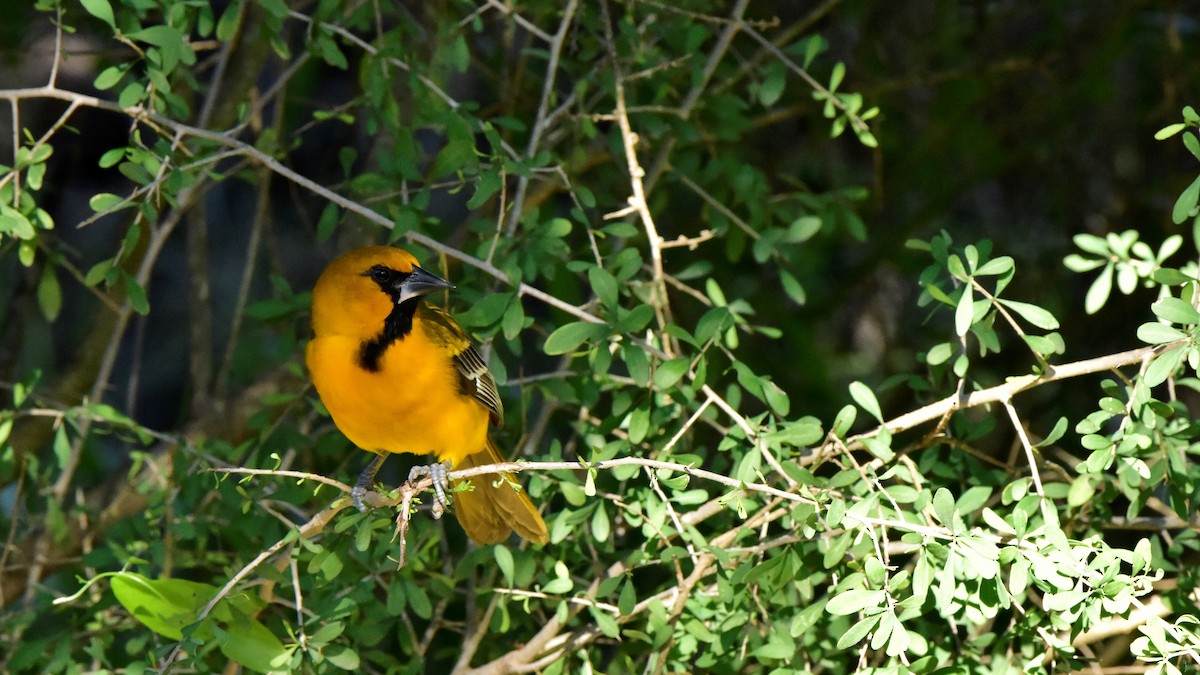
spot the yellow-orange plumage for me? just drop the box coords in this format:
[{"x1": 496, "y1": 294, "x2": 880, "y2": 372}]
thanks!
[{"x1": 306, "y1": 246, "x2": 547, "y2": 544}]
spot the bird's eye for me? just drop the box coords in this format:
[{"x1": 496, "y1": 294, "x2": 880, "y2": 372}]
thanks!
[{"x1": 368, "y1": 266, "x2": 392, "y2": 283}]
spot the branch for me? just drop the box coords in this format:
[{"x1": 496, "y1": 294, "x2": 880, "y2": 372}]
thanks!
[
  {"x1": 506, "y1": 0, "x2": 579, "y2": 231},
  {"x1": 847, "y1": 341, "x2": 1172, "y2": 448}
]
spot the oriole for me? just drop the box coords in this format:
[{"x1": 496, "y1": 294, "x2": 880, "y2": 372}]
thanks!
[{"x1": 306, "y1": 246, "x2": 548, "y2": 545}]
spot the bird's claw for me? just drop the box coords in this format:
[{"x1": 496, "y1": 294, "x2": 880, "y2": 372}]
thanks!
[{"x1": 408, "y1": 461, "x2": 452, "y2": 519}]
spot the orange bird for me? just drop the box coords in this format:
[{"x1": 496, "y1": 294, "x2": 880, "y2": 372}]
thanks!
[{"x1": 306, "y1": 246, "x2": 548, "y2": 544}]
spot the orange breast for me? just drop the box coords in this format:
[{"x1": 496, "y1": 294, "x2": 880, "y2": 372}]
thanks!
[{"x1": 306, "y1": 327, "x2": 489, "y2": 467}]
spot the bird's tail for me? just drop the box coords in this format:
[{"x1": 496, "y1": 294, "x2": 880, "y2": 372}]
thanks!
[{"x1": 452, "y1": 437, "x2": 549, "y2": 544}]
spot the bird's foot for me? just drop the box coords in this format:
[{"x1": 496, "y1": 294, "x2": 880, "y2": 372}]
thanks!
[
  {"x1": 351, "y1": 483, "x2": 369, "y2": 512},
  {"x1": 408, "y1": 461, "x2": 452, "y2": 519}
]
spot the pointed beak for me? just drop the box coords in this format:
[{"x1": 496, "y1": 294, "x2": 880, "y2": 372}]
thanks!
[{"x1": 395, "y1": 265, "x2": 454, "y2": 304}]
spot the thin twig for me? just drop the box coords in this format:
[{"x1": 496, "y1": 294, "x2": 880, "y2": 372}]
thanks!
[
  {"x1": 209, "y1": 467, "x2": 351, "y2": 493},
  {"x1": 158, "y1": 500, "x2": 349, "y2": 672},
  {"x1": 503, "y1": 0, "x2": 579, "y2": 237},
  {"x1": 1002, "y1": 396, "x2": 1044, "y2": 495},
  {"x1": 479, "y1": 0, "x2": 553, "y2": 43},
  {"x1": 741, "y1": 24, "x2": 873, "y2": 137},
  {"x1": 970, "y1": 276, "x2": 1050, "y2": 371},
  {"x1": 493, "y1": 588, "x2": 619, "y2": 615},
  {"x1": 643, "y1": 0, "x2": 750, "y2": 191}
]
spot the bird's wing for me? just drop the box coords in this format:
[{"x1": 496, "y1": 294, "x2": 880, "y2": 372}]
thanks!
[{"x1": 417, "y1": 303, "x2": 505, "y2": 427}]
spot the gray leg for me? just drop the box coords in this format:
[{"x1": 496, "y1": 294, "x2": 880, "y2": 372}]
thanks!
[{"x1": 352, "y1": 453, "x2": 389, "y2": 511}]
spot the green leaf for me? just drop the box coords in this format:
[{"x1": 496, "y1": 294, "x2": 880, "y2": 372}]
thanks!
[
  {"x1": 955, "y1": 286, "x2": 974, "y2": 336},
  {"x1": 128, "y1": 25, "x2": 194, "y2": 71},
  {"x1": 324, "y1": 647, "x2": 360, "y2": 670},
  {"x1": 52, "y1": 425, "x2": 70, "y2": 468},
  {"x1": 80, "y1": 0, "x2": 115, "y2": 29},
  {"x1": 117, "y1": 81, "x2": 145, "y2": 108},
  {"x1": 767, "y1": 420, "x2": 823, "y2": 447},
  {"x1": 848, "y1": 381, "x2": 883, "y2": 422},
  {"x1": 706, "y1": 278, "x2": 727, "y2": 306},
  {"x1": 0, "y1": 205, "x2": 35, "y2": 239},
  {"x1": 315, "y1": 32, "x2": 349, "y2": 69},
  {"x1": 759, "y1": 68, "x2": 786, "y2": 107},
  {"x1": 551, "y1": 555, "x2": 586, "y2": 601},
  {"x1": 1132, "y1": 538, "x2": 1153, "y2": 573},
  {"x1": 1067, "y1": 475, "x2": 1096, "y2": 507},
  {"x1": 316, "y1": 203, "x2": 339, "y2": 243},
  {"x1": 998, "y1": 299, "x2": 1060, "y2": 330},
  {"x1": 956, "y1": 486, "x2": 992, "y2": 514},
  {"x1": 829, "y1": 62, "x2": 846, "y2": 91},
  {"x1": 884, "y1": 614, "x2": 911, "y2": 656},
  {"x1": 1152, "y1": 268, "x2": 1192, "y2": 285},
  {"x1": 779, "y1": 268, "x2": 807, "y2": 305},
  {"x1": 110, "y1": 572, "x2": 217, "y2": 640},
  {"x1": 85, "y1": 259, "x2": 113, "y2": 287},
  {"x1": 37, "y1": 264, "x2": 62, "y2": 321},
  {"x1": 216, "y1": 1, "x2": 241, "y2": 41},
  {"x1": 220, "y1": 613, "x2": 288, "y2": 672},
  {"x1": 124, "y1": 275, "x2": 150, "y2": 315},
  {"x1": 802, "y1": 35, "x2": 825, "y2": 67},
  {"x1": 588, "y1": 266, "x2": 619, "y2": 309},
  {"x1": 1036, "y1": 417, "x2": 1069, "y2": 448},
  {"x1": 1137, "y1": 322, "x2": 1188, "y2": 345},
  {"x1": 98, "y1": 147, "x2": 125, "y2": 168},
  {"x1": 404, "y1": 581, "x2": 432, "y2": 619},
  {"x1": 543, "y1": 321, "x2": 607, "y2": 355},
  {"x1": 653, "y1": 357, "x2": 689, "y2": 390},
  {"x1": 1185, "y1": 132, "x2": 1200, "y2": 161},
  {"x1": 826, "y1": 588, "x2": 885, "y2": 615},
  {"x1": 614, "y1": 304, "x2": 656, "y2": 334},
  {"x1": 1173, "y1": 175, "x2": 1200, "y2": 225},
  {"x1": 623, "y1": 344, "x2": 650, "y2": 387},
  {"x1": 926, "y1": 342, "x2": 953, "y2": 365},
  {"x1": 89, "y1": 192, "x2": 125, "y2": 213},
  {"x1": 1085, "y1": 263, "x2": 1113, "y2": 314},
  {"x1": 1145, "y1": 346, "x2": 1186, "y2": 387},
  {"x1": 448, "y1": 33, "x2": 470, "y2": 73},
  {"x1": 1063, "y1": 253, "x2": 1106, "y2": 273},
  {"x1": 752, "y1": 631, "x2": 795, "y2": 660},
  {"x1": 946, "y1": 254, "x2": 967, "y2": 280},
  {"x1": 93, "y1": 65, "x2": 125, "y2": 90},
  {"x1": 836, "y1": 614, "x2": 880, "y2": 650},
  {"x1": 591, "y1": 502, "x2": 610, "y2": 541},
  {"x1": 975, "y1": 256, "x2": 1014, "y2": 276},
  {"x1": 501, "y1": 300, "x2": 525, "y2": 341},
  {"x1": 762, "y1": 380, "x2": 790, "y2": 416},
  {"x1": 456, "y1": 293, "x2": 511, "y2": 328},
  {"x1": 590, "y1": 606, "x2": 620, "y2": 639},
  {"x1": 933, "y1": 488, "x2": 955, "y2": 525},
  {"x1": 493, "y1": 545, "x2": 514, "y2": 586},
  {"x1": 1073, "y1": 233, "x2": 1110, "y2": 256},
  {"x1": 861, "y1": 432, "x2": 894, "y2": 461},
  {"x1": 831, "y1": 404, "x2": 856, "y2": 437},
  {"x1": 695, "y1": 308, "x2": 731, "y2": 343},
  {"x1": 870, "y1": 612, "x2": 894, "y2": 651},
  {"x1": 1156, "y1": 122, "x2": 1187, "y2": 140},
  {"x1": 431, "y1": 112, "x2": 479, "y2": 177},
  {"x1": 618, "y1": 580, "x2": 637, "y2": 616},
  {"x1": 1153, "y1": 296, "x2": 1200, "y2": 325}
]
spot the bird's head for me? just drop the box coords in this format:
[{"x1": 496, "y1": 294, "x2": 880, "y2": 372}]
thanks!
[{"x1": 311, "y1": 246, "x2": 454, "y2": 338}]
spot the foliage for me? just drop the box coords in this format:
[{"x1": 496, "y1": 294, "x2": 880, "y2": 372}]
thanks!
[{"x1": 2, "y1": 1, "x2": 1200, "y2": 674}]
